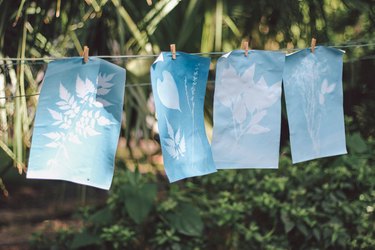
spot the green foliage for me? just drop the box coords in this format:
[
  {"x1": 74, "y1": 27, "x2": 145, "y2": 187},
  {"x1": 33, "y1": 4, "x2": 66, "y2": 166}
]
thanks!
[
  {"x1": 2, "y1": 1, "x2": 374, "y2": 249},
  {"x1": 121, "y1": 181, "x2": 157, "y2": 224},
  {"x1": 165, "y1": 203, "x2": 203, "y2": 237},
  {"x1": 100, "y1": 225, "x2": 135, "y2": 249},
  {"x1": 31, "y1": 133, "x2": 375, "y2": 249},
  {"x1": 30, "y1": 229, "x2": 75, "y2": 250},
  {"x1": 70, "y1": 230, "x2": 100, "y2": 249}
]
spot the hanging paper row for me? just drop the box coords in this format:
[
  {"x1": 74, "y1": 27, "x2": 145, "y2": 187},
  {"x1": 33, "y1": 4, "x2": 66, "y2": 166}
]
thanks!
[{"x1": 27, "y1": 46, "x2": 347, "y2": 189}]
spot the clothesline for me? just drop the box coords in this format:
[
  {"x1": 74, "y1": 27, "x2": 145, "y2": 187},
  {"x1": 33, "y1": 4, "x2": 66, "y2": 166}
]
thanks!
[
  {"x1": 0, "y1": 81, "x2": 216, "y2": 100},
  {"x1": 0, "y1": 82, "x2": 153, "y2": 100},
  {"x1": 0, "y1": 56, "x2": 374, "y2": 100},
  {"x1": 0, "y1": 43, "x2": 374, "y2": 101},
  {"x1": 0, "y1": 42, "x2": 374, "y2": 62}
]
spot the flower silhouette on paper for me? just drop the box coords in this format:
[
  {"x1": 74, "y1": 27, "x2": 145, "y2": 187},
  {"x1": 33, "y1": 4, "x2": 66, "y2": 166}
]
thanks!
[
  {"x1": 288, "y1": 56, "x2": 334, "y2": 154},
  {"x1": 216, "y1": 64, "x2": 281, "y2": 141},
  {"x1": 43, "y1": 73, "x2": 115, "y2": 160},
  {"x1": 164, "y1": 116, "x2": 186, "y2": 160},
  {"x1": 319, "y1": 79, "x2": 336, "y2": 105}
]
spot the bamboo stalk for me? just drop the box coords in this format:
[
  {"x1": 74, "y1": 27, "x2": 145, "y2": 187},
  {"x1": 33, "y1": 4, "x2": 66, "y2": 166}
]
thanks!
[
  {"x1": 0, "y1": 57, "x2": 7, "y2": 143},
  {"x1": 0, "y1": 139, "x2": 26, "y2": 174},
  {"x1": 215, "y1": 0, "x2": 223, "y2": 51},
  {"x1": 20, "y1": 19, "x2": 29, "y2": 139},
  {"x1": 0, "y1": 177, "x2": 9, "y2": 197},
  {"x1": 14, "y1": 41, "x2": 23, "y2": 172}
]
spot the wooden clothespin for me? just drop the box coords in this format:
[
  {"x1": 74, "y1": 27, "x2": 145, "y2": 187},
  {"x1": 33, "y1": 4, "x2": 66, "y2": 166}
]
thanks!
[
  {"x1": 82, "y1": 46, "x2": 89, "y2": 63},
  {"x1": 310, "y1": 38, "x2": 317, "y2": 53},
  {"x1": 243, "y1": 41, "x2": 249, "y2": 56},
  {"x1": 170, "y1": 44, "x2": 176, "y2": 60}
]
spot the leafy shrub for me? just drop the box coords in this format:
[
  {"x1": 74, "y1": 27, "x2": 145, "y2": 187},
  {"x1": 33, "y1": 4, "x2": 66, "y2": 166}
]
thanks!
[{"x1": 30, "y1": 132, "x2": 375, "y2": 249}]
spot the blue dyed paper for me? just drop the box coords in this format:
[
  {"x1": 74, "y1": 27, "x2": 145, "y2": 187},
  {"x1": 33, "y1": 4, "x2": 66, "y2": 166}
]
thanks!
[
  {"x1": 150, "y1": 52, "x2": 216, "y2": 182},
  {"x1": 211, "y1": 50, "x2": 285, "y2": 168},
  {"x1": 283, "y1": 46, "x2": 347, "y2": 163},
  {"x1": 27, "y1": 57, "x2": 126, "y2": 189}
]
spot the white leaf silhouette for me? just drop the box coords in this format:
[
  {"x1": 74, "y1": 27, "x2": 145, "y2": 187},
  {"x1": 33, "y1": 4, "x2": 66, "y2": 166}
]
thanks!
[
  {"x1": 98, "y1": 116, "x2": 112, "y2": 126},
  {"x1": 93, "y1": 101, "x2": 104, "y2": 108},
  {"x1": 90, "y1": 119, "x2": 96, "y2": 128},
  {"x1": 242, "y1": 64, "x2": 256, "y2": 81},
  {"x1": 46, "y1": 142, "x2": 60, "y2": 148},
  {"x1": 68, "y1": 96, "x2": 74, "y2": 105},
  {"x1": 57, "y1": 101, "x2": 66, "y2": 106},
  {"x1": 59, "y1": 83, "x2": 70, "y2": 102},
  {"x1": 165, "y1": 144, "x2": 178, "y2": 159},
  {"x1": 99, "y1": 81, "x2": 114, "y2": 89},
  {"x1": 179, "y1": 136, "x2": 186, "y2": 155},
  {"x1": 250, "y1": 110, "x2": 267, "y2": 126},
  {"x1": 216, "y1": 93, "x2": 232, "y2": 108},
  {"x1": 216, "y1": 64, "x2": 245, "y2": 108},
  {"x1": 53, "y1": 121, "x2": 63, "y2": 126},
  {"x1": 319, "y1": 93, "x2": 325, "y2": 105},
  {"x1": 48, "y1": 109, "x2": 62, "y2": 121},
  {"x1": 257, "y1": 76, "x2": 267, "y2": 88},
  {"x1": 60, "y1": 123, "x2": 71, "y2": 129},
  {"x1": 326, "y1": 83, "x2": 336, "y2": 94},
  {"x1": 248, "y1": 124, "x2": 270, "y2": 134},
  {"x1": 321, "y1": 79, "x2": 336, "y2": 94},
  {"x1": 98, "y1": 73, "x2": 115, "y2": 88},
  {"x1": 85, "y1": 127, "x2": 101, "y2": 137},
  {"x1": 233, "y1": 99, "x2": 247, "y2": 123},
  {"x1": 243, "y1": 70, "x2": 281, "y2": 113},
  {"x1": 321, "y1": 79, "x2": 328, "y2": 94},
  {"x1": 97, "y1": 88, "x2": 110, "y2": 95},
  {"x1": 96, "y1": 98, "x2": 113, "y2": 107},
  {"x1": 163, "y1": 116, "x2": 186, "y2": 159},
  {"x1": 157, "y1": 71, "x2": 181, "y2": 111},
  {"x1": 44, "y1": 132, "x2": 61, "y2": 140},
  {"x1": 85, "y1": 78, "x2": 96, "y2": 94},
  {"x1": 68, "y1": 134, "x2": 82, "y2": 144},
  {"x1": 76, "y1": 76, "x2": 86, "y2": 98},
  {"x1": 166, "y1": 116, "x2": 174, "y2": 139},
  {"x1": 320, "y1": 79, "x2": 336, "y2": 106},
  {"x1": 175, "y1": 128, "x2": 181, "y2": 144},
  {"x1": 165, "y1": 138, "x2": 175, "y2": 147},
  {"x1": 59, "y1": 105, "x2": 70, "y2": 110},
  {"x1": 268, "y1": 82, "x2": 282, "y2": 102},
  {"x1": 76, "y1": 76, "x2": 96, "y2": 99}
]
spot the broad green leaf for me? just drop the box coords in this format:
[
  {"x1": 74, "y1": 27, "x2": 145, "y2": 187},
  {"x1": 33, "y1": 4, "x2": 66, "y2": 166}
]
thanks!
[
  {"x1": 166, "y1": 203, "x2": 203, "y2": 237},
  {"x1": 347, "y1": 132, "x2": 367, "y2": 153},
  {"x1": 313, "y1": 228, "x2": 321, "y2": 241},
  {"x1": 88, "y1": 207, "x2": 114, "y2": 226},
  {"x1": 122, "y1": 183, "x2": 157, "y2": 224},
  {"x1": 281, "y1": 210, "x2": 295, "y2": 233},
  {"x1": 70, "y1": 230, "x2": 100, "y2": 249},
  {"x1": 296, "y1": 223, "x2": 309, "y2": 237}
]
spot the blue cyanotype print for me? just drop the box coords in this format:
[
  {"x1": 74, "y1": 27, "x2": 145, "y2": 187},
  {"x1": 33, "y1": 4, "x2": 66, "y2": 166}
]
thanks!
[
  {"x1": 27, "y1": 57, "x2": 126, "y2": 189},
  {"x1": 283, "y1": 46, "x2": 347, "y2": 163},
  {"x1": 212, "y1": 50, "x2": 285, "y2": 168},
  {"x1": 151, "y1": 52, "x2": 216, "y2": 182}
]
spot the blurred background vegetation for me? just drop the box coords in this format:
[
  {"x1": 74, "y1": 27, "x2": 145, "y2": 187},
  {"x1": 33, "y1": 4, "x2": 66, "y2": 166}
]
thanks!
[{"x1": 0, "y1": 0, "x2": 374, "y2": 249}]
